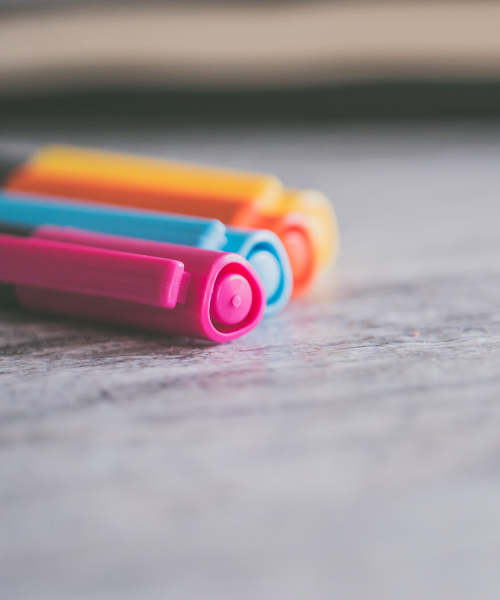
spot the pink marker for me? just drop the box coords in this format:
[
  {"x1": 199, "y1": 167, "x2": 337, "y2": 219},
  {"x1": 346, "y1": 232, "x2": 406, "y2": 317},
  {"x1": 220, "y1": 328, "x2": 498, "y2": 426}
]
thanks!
[{"x1": 1, "y1": 223, "x2": 265, "y2": 342}]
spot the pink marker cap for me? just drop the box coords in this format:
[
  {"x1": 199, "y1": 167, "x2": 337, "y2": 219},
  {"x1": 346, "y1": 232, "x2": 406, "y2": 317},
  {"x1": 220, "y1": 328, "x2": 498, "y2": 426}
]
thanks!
[{"x1": 19, "y1": 226, "x2": 266, "y2": 342}]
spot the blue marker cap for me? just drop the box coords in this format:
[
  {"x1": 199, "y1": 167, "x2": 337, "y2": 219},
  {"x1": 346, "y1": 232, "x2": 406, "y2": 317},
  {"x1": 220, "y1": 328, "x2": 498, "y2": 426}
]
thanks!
[
  {"x1": 0, "y1": 190, "x2": 227, "y2": 250},
  {"x1": 223, "y1": 227, "x2": 293, "y2": 316}
]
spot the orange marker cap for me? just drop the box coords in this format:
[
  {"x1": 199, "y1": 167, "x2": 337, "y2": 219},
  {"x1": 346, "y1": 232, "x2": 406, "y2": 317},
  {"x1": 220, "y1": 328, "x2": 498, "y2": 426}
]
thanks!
[
  {"x1": 273, "y1": 189, "x2": 340, "y2": 271},
  {"x1": 250, "y1": 211, "x2": 316, "y2": 297}
]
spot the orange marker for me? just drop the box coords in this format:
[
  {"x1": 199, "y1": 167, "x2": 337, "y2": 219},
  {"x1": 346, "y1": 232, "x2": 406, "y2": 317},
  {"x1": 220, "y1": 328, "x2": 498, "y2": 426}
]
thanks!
[{"x1": 1, "y1": 145, "x2": 339, "y2": 295}]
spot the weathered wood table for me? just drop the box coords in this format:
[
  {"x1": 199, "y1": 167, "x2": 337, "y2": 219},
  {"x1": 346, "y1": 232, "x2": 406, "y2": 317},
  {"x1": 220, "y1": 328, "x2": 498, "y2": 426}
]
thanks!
[{"x1": 2, "y1": 123, "x2": 500, "y2": 600}]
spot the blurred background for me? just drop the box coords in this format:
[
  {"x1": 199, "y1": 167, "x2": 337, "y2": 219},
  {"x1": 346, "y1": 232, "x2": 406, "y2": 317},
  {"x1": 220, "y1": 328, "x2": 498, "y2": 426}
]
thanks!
[
  {"x1": 1, "y1": 0, "x2": 500, "y2": 124},
  {"x1": 3, "y1": 3, "x2": 500, "y2": 600}
]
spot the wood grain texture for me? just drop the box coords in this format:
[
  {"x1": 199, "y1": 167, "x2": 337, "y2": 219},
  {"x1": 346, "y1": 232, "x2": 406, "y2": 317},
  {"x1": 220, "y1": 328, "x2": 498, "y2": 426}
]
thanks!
[{"x1": 1, "y1": 124, "x2": 500, "y2": 599}]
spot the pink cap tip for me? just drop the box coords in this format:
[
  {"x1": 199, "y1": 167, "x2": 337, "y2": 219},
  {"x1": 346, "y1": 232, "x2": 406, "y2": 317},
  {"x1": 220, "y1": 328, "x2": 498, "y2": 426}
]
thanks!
[{"x1": 211, "y1": 272, "x2": 253, "y2": 325}]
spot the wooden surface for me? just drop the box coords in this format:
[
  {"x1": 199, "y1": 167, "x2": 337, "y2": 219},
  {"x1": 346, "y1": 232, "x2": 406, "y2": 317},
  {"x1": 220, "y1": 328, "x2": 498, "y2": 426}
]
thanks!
[{"x1": 2, "y1": 123, "x2": 500, "y2": 599}]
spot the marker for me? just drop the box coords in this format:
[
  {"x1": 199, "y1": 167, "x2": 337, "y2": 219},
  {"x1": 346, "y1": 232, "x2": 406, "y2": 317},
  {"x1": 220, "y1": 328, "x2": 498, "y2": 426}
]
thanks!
[
  {"x1": 0, "y1": 222, "x2": 266, "y2": 342},
  {"x1": 0, "y1": 144, "x2": 337, "y2": 295},
  {"x1": 0, "y1": 190, "x2": 292, "y2": 316}
]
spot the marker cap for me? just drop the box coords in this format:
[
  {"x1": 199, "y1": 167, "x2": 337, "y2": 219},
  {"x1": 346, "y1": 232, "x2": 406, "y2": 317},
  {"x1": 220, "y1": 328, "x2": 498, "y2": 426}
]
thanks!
[
  {"x1": 249, "y1": 211, "x2": 316, "y2": 297},
  {"x1": 24, "y1": 227, "x2": 266, "y2": 342},
  {"x1": 276, "y1": 189, "x2": 340, "y2": 270}
]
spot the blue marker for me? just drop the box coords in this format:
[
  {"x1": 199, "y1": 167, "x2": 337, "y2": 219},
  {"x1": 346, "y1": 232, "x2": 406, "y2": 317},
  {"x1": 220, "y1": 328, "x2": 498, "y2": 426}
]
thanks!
[{"x1": 0, "y1": 190, "x2": 292, "y2": 315}]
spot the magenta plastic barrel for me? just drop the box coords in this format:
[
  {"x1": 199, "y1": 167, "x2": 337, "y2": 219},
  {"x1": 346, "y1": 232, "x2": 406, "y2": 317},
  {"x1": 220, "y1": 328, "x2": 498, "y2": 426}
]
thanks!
[{"x1": 18, "y1": 226, "x2": 266, "y2": 342}]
